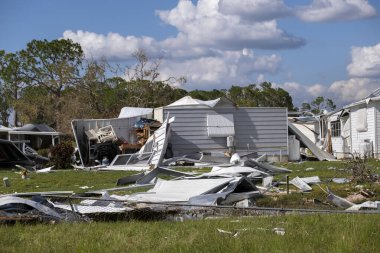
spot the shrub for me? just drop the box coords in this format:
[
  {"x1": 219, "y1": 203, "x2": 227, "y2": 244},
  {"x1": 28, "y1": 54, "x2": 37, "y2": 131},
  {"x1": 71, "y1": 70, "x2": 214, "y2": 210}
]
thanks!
[
  {"x1": 347, "y1": 153, "x2": 375, "y2": 184},
  {"x1": 37, "y1": 148, "x2": 50, "y2": 158},
  {"x1": 50, "y1": 141, "x2": 74, "y2": 169}
]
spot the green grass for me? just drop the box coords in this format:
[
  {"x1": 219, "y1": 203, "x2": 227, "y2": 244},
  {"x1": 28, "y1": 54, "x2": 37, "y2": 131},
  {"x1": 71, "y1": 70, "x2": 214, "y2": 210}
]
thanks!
[
  {"x1": 1, "y1": 214, "x2": 379, "y2": 253},
  {"x1": 1, "y1": 161, "x2": 380, "y2": 209},
  {"x1": 0, "y1": 170, "x2": 137, "y2": 195},
  {"x1": 1, "y1": 162, "x2": 380, "y2": 252},
  {"x1": 255, "y1": 160, "x2": 380, "y2": 209}
]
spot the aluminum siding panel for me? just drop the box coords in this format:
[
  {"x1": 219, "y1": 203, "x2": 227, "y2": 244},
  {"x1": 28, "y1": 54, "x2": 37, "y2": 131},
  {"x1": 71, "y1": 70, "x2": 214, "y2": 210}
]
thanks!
[{"x1": 163, "y1": 107, "x2": 288, "y2": 156}]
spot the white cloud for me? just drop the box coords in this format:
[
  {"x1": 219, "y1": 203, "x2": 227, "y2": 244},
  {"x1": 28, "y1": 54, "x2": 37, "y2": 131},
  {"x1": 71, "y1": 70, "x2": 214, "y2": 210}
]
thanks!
[
  {"x1": 256, "y1": 74, "x2": 265, "y2": 83},
  {"x1": 159, "y1": 49, "x2": 282, "y2": 89},
  {"x1": 328, "y1": 78, "x2": 379, "y2": 103},
  {"x1": 157, "y1": 0, "x2": 305, "y2": 50},
  {"x1": 273, "y1": 82, "x2": 326, "y2": 106},
  {"x1": 307, "y1": 84, "x2": 324, "y2": 95},
  {"x1": 296, "y1": 0, "x2": 376, "y2": 22},
  {"x1": 218, "y1": 0, "x2": 291, "y2": 21},
  {"x1": 63, "y1": 30, "x2": 160, "y2": 61},
  {"x1": 347, "y1": 42, "x2": 380, "y2": 78}
]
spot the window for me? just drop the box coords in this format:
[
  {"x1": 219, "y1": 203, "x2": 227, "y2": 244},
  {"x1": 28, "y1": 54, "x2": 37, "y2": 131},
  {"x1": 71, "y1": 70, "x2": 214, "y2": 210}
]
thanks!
[{"x1": 331, "y1": 121, "x2": 341, "y2": 137}]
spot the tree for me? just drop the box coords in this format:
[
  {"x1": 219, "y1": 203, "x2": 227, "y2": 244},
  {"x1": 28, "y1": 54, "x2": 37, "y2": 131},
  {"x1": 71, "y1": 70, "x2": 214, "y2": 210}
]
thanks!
[
  {"x1": 123, "y1": 49, "x2": 186, "y2": 107},
  {"x1": 0, "y1": 51, "x2": 26, "y2": 126},
  {"x1": 19, "y1": 39, "x2": 84, "y2": 130},
  {"x1": 302, "y1": 96, "x2": 337, "y2": 115},
  {"x1": 301, "y1": 102, "x2": 311, "y2": 112},
  {"x1": 0, "y1": 85, "x2": 10, "y2": 126},
  {"x1": 254, "y1": 82, "x2": 296, "y2": 110}
]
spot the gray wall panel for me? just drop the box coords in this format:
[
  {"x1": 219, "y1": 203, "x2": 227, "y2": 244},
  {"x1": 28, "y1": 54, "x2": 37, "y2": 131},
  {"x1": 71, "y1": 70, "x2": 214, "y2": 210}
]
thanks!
[{"x1": 163, "y1": 106, "x2": 288, "y2": 156}]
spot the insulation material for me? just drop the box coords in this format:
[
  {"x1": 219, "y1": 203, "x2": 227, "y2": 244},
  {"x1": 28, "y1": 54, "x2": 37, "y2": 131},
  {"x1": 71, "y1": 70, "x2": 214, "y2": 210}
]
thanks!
[{"x1": 356, "y1": 107, "x2": 368, "y2": 132}]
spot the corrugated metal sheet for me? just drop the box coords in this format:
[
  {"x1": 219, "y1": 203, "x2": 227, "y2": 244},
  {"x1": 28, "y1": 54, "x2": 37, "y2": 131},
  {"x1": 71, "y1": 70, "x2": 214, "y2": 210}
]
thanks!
[
  {"x1": 162, "y1": 107, "x2": 288, "y2": 156},
  {"x1": 149, "y1": 117, "x2": 172, "y2": 168},
  {"x1": 207, "y1": 114, "x2": 235, "y2": 137}
]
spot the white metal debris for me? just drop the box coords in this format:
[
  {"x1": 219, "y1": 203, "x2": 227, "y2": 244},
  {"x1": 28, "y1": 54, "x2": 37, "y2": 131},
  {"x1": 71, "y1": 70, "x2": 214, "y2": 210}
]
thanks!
[{"x1": 290, "y1": 177, "x2": 312, "y2": 192}]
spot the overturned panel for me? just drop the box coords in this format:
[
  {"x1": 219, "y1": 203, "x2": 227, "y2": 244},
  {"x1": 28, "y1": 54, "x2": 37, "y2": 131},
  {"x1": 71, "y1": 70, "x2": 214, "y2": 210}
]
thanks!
[
  {"x1": 288, "y1": 121, "x2": 336, "y2": 161},
  {"x1": 126, "y1": 178, "x2": 234, "y2": 203}
]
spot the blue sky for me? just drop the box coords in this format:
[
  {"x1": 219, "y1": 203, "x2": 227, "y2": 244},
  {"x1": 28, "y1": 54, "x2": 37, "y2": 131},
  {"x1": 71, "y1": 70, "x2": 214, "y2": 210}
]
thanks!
[{"x1": 1, "y1": 0, "x2": 380, "y2": 107}]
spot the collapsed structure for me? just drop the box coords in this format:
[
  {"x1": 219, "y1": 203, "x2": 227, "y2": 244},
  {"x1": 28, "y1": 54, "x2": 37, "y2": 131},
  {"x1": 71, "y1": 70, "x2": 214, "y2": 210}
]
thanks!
[
  {"x1": 72, "y1": 95, "x2": 289, "y2": 169},
  {"x1": 321, "y1": 88, "x2": 380, "y2": 159},
  {"x1": 288, "y1": 88, "x2": 380, "y2": 160}
]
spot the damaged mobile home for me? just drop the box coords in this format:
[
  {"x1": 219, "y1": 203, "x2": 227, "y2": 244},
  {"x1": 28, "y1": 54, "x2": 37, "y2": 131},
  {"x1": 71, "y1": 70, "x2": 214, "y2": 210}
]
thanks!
[
  {"x1": 287, "y1": 88, "x2": 380, "y2": 160},
  {"x1": 72, "y1": 96, "x2": 289, "y2": 169},
  {"x1": 319, "y1": 88, "x2": 380, "y2": 159},
  {"x1": 154, "y1": 96, "x2": 288, "y2": 161}
]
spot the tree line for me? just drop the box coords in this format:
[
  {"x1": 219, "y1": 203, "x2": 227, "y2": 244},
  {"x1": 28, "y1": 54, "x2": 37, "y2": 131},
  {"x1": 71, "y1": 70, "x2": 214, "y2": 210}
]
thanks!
[{"x1": 0, "y1": 39, "x2": 335, "y2": 134}]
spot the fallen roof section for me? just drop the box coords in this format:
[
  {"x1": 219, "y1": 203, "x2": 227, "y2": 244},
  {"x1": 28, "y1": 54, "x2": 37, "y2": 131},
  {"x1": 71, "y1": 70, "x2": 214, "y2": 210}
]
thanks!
[{"x1": 288, "y1": 121, "x2": 336, "y2": 161}]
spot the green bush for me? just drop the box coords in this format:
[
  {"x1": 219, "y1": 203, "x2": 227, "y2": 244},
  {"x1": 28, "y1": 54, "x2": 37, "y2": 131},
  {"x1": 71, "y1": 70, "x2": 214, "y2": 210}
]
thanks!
[
  {"x1": 37, "y1": 148, "x2": 50, "y2": 158},
  {"x1": 50, "y1": 141, "x2": 74, "y2": 169}
]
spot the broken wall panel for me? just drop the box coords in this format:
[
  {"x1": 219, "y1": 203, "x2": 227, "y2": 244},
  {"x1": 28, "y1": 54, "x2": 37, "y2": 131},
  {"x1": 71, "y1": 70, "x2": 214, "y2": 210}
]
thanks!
[{"x1": 72, "y1": 116, "x2": 146, "y2": 166}]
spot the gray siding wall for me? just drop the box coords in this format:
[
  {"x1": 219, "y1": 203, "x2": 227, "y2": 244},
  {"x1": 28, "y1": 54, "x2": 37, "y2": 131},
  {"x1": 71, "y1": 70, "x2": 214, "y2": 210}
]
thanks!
[{"x1": 163, "y1": 107, "x2": 288, "y2": 156}]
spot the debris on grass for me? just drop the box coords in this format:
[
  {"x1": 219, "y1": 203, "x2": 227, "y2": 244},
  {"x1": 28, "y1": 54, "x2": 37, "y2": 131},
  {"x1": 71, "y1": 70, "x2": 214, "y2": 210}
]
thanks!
[{"x1": 272, "y1": 227, "x2": 285, "y2": 236}]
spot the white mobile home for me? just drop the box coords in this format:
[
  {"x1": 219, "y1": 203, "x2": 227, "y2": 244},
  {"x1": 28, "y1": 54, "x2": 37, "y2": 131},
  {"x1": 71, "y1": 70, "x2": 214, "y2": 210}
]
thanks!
[
  {"x1": 154, "y1": 96, "x2": 288, "y2": 161},
  {"x1": 322, "y1": 88, "x2": 380, "y2": 158}
]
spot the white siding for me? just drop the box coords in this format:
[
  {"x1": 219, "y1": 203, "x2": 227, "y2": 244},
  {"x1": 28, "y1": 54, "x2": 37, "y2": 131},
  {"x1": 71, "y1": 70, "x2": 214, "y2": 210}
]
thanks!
[
  {"x1": 375, "y1": 102, "x2": 380, "y2": 157},
  {"x1": 350, "y1": 105, "x2": 375, "y2": 154},
  {"x1": 331, "y1": 137, "x2": 344, "y2": 156},
  {"x1": 153, "y1": 107, "x2": 164, "y2": 122}
]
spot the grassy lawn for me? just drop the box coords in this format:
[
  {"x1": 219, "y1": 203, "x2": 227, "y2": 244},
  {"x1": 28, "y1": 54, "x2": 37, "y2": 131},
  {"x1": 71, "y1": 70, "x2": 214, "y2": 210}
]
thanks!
[
  {"x1": 256, "y1": 160, "x2": 380, "y2": 209},
  {"x1": 0, "y1": 170, "x2": 136, "y2": 195},
  {"x1": 1, "y1": 214, "x2": 379, "y2": 253},
  {"x1": 1, "y1": 161, "x2": 380, "y2": 252},
  {"x1": 1, "y1": 160, "x2": 380, "y2": 207}
]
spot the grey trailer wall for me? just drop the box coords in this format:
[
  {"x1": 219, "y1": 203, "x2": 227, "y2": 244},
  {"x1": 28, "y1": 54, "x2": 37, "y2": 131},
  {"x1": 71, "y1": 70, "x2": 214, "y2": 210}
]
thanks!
[{"x1": 161, "y1": 107, "x2": 288, "y2": 157}]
